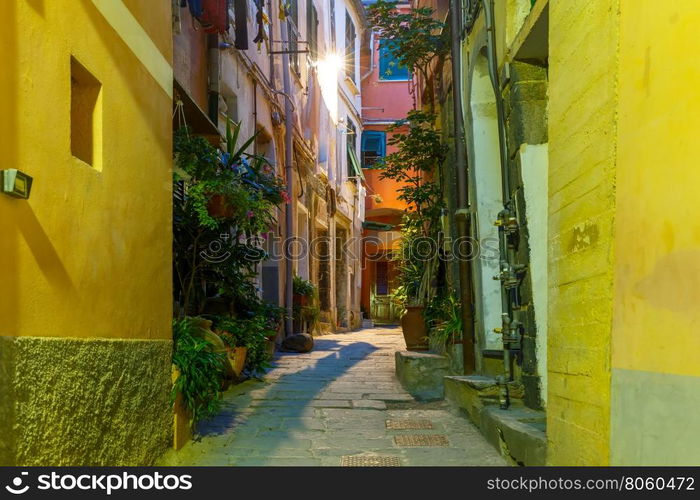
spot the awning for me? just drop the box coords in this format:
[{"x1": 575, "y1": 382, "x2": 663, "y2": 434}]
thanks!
[
  {"x1": 362, "y1": 221, "x2": 394, "y2": 231},
  {"x1": 173, "y1": 79, "x2": 220, "y2": 138}
]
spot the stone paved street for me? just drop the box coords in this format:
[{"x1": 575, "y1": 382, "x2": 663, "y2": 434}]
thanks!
[{"x1": 161, "y1": 327, "x2": 505, "y2": 466}]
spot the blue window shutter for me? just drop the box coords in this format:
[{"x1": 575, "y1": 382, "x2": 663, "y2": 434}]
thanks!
[
  {"x1": 361, "y1": 131, "x2": 386, "y2": 168},
  {"x1": 362, "y1": 131, "x2": 386, "y2": 155}
]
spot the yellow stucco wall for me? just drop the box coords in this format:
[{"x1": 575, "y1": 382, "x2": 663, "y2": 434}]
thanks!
[
  {"x1": 613, "y1": 0, "x2": 700, "y2": 377},
  {"x1": 0, "y1": 0, "x2": 173, "y2": 341},
  {"x1": 547, "y1": 0, "x2": 620, "y2": 465},
  {"x1": 609, "y1": 0, "x2": 700, "y2": 464}
]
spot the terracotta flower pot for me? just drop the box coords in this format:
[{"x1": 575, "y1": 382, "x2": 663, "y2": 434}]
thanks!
[
  {"x1": 207, "y1": 194, "x2": 234, "y2": 218},
  {"x1": 400, "y1": 305, "x2": 429, "y2": 351},
  {"x1": 293, "y1": 294, "x2": 309, "y2": 306}
]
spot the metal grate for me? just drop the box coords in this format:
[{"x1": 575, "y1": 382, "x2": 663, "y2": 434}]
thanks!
[
  {"x1": 386, "y1": 419, "x2": 434, "y2": 430},
  {"x1": 394, "y1": 434, "x2": 449, "y2": 447},
  {"x1": 341, "y1": 455, "x2": 401, "y2": 467}
]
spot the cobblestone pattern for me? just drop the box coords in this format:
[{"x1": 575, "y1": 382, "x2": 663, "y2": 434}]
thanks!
[{"x1": 161, "y1": 327, "x2": 506, "y2": 466}]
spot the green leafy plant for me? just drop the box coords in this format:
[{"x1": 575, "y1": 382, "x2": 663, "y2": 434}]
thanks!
[
  {"x1": 376, "y1": 111, "x2": 447, "y2": 309},
  {"x1": 425, "y1": 293, "x2": 462, "y2": 355},
  {"x1": 173, "y1": 120, "x2": 287, "y2": 317},
  {"x1": 293, "y1": 275, "x2": 316, "y2": 297},
  {"x1": 171, "y1": 317, "x2": 228, "y2": 426}
]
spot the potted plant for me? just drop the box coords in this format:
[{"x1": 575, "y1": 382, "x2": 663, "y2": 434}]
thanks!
[
  {"x1": 214, "y1": 317, "x2": 249, "y2": 381},
  {"x1": 425, "y1": 293, "x2": 462, "y2": 355},
  {"x1": 171, "y1": 316, "x2": 228, "y2": 446},
  {"x1": 393, "y1": 217, "x2": 436, "y2": 351},
  {"x1": 293, "y1": 275, "x2": 315, "y2": 306},
  {"x1": 372, "y1": 110, "x2": 447, "y2": 352}
]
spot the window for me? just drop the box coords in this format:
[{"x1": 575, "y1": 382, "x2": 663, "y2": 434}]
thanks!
[
  {"x1": 330, "y1": 0, "x2": 336, "y2": 49},
  {"x1": 70, "y1": 56, "x2": 102, "y2": 169},
  {"x1": 307, "y1": 0, "x2": 318, "y2": 60},
  {"x1": 379, "y1": 40, "x2": 410, "y2": 81},
  {"x1": 346, "y1": 119, "x2": 358, "y2": 178},
  {"x1": 361, "y1": 131, "x2": 386, "y2": 168},
  {"x1": 345, "y1": 11, "x2": 356, "y2": 82}
]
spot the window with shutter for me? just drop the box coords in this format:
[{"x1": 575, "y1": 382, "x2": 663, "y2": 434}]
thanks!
[
  {"x1": 361, "y1": 131, "x2": 386, "y2": 168},
  {"x1": 345, "y1": 11, "x2": 356, "y2": 82}
]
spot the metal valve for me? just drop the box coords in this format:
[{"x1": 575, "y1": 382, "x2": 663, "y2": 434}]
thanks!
[
  {"x1": 493, "y1": 261, "x2": 526, "y2": 289},
  {"x1": 494, "y1": 313, "x2": 522, "y2": 344},
  {"x1": 494, "y1": 209, "x2": 519, "y2": 236}
]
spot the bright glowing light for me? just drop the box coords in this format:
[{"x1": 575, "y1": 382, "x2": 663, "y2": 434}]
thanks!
[{"x1": 316, "y1": 52, "x2": 343, "y2": 123}]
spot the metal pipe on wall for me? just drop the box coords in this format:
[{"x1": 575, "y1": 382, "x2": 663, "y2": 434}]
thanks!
[
  {"x1": 482, "y1": 0, "x2": 510, "y2": 201},
  {"x1": 482, "y1": 0, "x2": 522, "y2": 409},
  {"x1": 280, "y1": 15, "x2": 295, "y2": 338},
  {"x1": 449, "y1": 0, "x2": 476, "y2": 374}
]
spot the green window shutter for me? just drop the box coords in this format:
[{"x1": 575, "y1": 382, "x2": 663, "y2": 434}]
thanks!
[{"x1": 348, "y1": 146, "x2": 365, "y2": 180}]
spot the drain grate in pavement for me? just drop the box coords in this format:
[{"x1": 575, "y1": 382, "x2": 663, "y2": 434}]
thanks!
[
  {"x1": 385, "y1": 419, "x2": 434, "y2": 430},
  {"x1": 341, "y1": 455, "x2": 401, "y2": 467},
  {"x1": 394, "y1": 434, "x2": 449, "y2": 447}
]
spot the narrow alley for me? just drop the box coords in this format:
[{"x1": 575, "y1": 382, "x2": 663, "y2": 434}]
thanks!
[
  {"x1": 161, "y1": 327, "x2": 504, "y2": 467},
  {"x1": 4, "y1": 0, "x2": 700, "y2": 474}
]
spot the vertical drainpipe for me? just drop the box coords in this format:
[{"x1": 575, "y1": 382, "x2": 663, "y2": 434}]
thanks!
[
  {"x1": 449, "y1": 0, "x2": 476, "y2": 374},
  {"x1": 482, "y1": 0, "x2": 520, "y2": 409},
  {"x1": 207, "y1": 34, "x2": 221, "y2": 125},
  {"x1": 281, "y1": 15, "x2": 295, "y2": 338}
]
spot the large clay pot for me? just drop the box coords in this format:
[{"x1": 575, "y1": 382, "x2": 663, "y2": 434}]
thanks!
[
  {"x1": 400, "y1": 306, "x2": 429, "y2": 351},
  {"x1": 227, "y1": 346, "x2": 248, "y2": 380}
]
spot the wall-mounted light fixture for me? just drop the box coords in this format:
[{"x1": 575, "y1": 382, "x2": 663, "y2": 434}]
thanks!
[{"x1": 2, "y1": 169, "x2": 33, "y2": 199}]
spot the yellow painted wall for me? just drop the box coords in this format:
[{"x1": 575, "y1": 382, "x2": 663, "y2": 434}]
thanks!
[
  {"x1": 613, "y1": 0, "x2": 700, "y2": 377},
  {"x1": 608, "y1": 0, "x2": 700, "y2": 465},
  {"x1": 0, "y1": 0, "x2": 173, "y2": 341},
  {"x1": 547, "y1": 0, "x2": 620, "y2": 465}
]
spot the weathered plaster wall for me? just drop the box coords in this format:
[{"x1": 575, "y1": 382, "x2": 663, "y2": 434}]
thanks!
[
  {"x1": 0, "y1": 337, "x2": 172, "y2": 466},
  {"x1": 610, "y1": 0, "x2": 700, "y2": 465},
  {"x1": 547, "y1": 0, "x2": 620, "y2": 465},
  {"x1": 519, "y1": 143, "x2": 548, "y2": 407}
]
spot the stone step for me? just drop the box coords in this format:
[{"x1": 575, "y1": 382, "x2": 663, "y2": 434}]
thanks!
[
  {"x1": 395, "y1": 351, "x2": 450, "y2": 401},
  {"x1": 444, "y1": 375, "x2": 545, "y2": 466}
]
